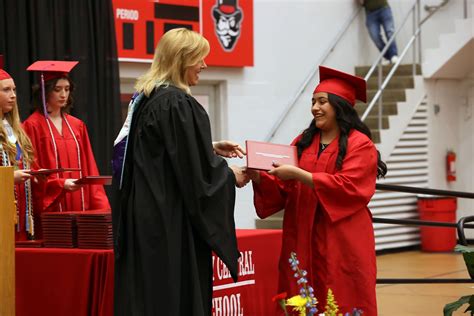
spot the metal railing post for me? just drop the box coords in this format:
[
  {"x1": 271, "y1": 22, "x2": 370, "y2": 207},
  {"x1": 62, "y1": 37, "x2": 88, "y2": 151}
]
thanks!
[
  {"x1": 417, "y1": 0, "x2": 422, "y2": 65},
  {"x1": 378, "y1": 63, "x2": 383, "y2": 131},
  {"x1": 412, "y1": 2, "x2": 417, "y2": 76}
]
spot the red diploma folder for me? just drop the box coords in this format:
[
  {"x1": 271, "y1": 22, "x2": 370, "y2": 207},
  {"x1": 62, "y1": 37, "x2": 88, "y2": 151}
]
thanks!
[
  {"x1": 26, "y1": 168, "x2": 81, "y2": 175},
  {"x1": 246, "y1": 140, "x2": 298, "y2": 171},
  {"x1": 74, "y1": 176, "x2": 112, "y2": 185},
  {"x1": 15, "y1": 240, "x2": 44, "y2": 248}
]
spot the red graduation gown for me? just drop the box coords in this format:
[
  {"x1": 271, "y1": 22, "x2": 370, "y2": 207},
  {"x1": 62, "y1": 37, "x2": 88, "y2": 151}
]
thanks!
[
  {"x1": 2, "y1": 141, "x2": 64, "y2": 240},
  {"x1": 253, "y1": 130, "x2": 378, "y2": 316},
  {"x1": 12, "y1": 160, "x2": 61, "y2": 241},
  {"x1": 23, "y1": 111, "x2": 110, "y2": 212}
]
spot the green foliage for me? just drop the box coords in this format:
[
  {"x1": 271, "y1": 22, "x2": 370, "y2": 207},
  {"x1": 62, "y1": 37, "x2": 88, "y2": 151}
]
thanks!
[
  {"x1": 443, "y1": 295, "x2": 474, "y2": 316},
  {"x1": 455, "y1": 245, "x2": 474, "y2": 279}
]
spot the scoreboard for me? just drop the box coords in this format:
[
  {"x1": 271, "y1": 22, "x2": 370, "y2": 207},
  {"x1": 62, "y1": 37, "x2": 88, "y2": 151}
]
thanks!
[{"x1": 113, "y1": 0, "x2": 253, "y2": 67}]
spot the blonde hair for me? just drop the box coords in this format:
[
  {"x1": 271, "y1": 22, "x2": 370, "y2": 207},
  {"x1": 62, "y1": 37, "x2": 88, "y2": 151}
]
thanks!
[
  {"x1": 135, "y1": 28, "x2": 210, "y2": 96},
  {"x1": 0, "y1": 90, "x2": 35, "y2": 165}
]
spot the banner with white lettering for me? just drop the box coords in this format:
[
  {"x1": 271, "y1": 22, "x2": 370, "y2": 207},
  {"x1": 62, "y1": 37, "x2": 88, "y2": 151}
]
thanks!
[{"x1": 211, "y1": 230, "x2": 282, "y2": 316}]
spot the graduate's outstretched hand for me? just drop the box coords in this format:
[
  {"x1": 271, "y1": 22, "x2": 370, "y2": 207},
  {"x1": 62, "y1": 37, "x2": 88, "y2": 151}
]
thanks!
[
  {"x1": 268, "y1": 162, "x2": 300, "y2": 181},
  {"x1": 269, "y1": 162, "x2": 314, "y2": 188},
  {"x1": 14, "y1": 170, "x2": 32, "y2": 184},
  {"x1": 213, "y1": 140, "x2": 246, "y2": 158},
  {"x1": 64, "y1": 179, "x2": 83, "y2": 192},
  {"x1": 230, "y1": 165, "x2": 250, "y2": 188}
]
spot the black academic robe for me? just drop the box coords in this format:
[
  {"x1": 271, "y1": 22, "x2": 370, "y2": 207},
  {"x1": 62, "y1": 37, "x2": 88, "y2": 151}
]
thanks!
[{"x1": 112, "y1": 85, "x2": 240, "y2": 316}]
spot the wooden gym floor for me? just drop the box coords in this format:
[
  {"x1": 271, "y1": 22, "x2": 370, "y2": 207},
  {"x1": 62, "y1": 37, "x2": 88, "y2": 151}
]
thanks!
[{"x1": 377, "y1": 251, "x2": 473, "y2": 315}]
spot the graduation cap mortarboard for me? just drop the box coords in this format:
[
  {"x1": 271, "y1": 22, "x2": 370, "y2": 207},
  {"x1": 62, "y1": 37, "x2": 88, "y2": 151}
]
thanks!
[
  {"x1": 27, "y1": 60, "x2": 78, "y2": 82},
  {"x1": 0, "y1": 69, "x2": 12, "y2": 81},
  {"x1": 313, "y1": 66, "x2": 367, "y2": 106},
  {"x1": 0, "y1": 55, "x2": 12, "y2": 80},
  {"x1": 26, "y1": 60, "x2": 78, "y2": 117}
]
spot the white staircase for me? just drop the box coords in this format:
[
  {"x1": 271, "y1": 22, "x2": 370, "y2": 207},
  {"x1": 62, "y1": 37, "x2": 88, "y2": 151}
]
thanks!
[
  {"x1": 422, "y1": 8, "x2": 474, "y2": 79},
  {"x1": 377, "y1": 76, "x2": 426, "y2": 161},
  {"x1": 371, "y1": 8, "x2": 473, "y2": 250},
  {"x1": 372, "y1": 100, "x2": 429, "y2": 251}
]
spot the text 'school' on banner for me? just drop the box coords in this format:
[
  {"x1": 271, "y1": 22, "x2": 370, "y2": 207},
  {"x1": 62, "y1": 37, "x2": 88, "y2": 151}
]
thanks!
[{"x1": 113, "y1": 0, "x2": 254, "y2": 67}]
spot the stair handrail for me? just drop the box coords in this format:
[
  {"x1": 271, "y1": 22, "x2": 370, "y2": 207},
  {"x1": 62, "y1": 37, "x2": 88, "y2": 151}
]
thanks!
[
  {"x1": 361, "y1": 27, "x2": 421, "y2": 122},
  {"x1": 421, "y1": 0, "x2": 452, "y2": 24},
  {"x1": 361, "y1": 0, "x2": 452, "y2": 124},
  {"x1": 424, "y1": 0, "x2": 449, "y2": 17},
  {"x1": 265, "y1": 6, "x2": 363, "y2": 142}
]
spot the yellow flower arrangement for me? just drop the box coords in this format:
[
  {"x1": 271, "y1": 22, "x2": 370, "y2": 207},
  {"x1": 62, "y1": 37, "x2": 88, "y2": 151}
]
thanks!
[
  {"x1": 273, "y1": 252, "x2": 364, "y2": 316},
  {"x1": 286, "y1": 294, "x2": 312, "y2": 316}
]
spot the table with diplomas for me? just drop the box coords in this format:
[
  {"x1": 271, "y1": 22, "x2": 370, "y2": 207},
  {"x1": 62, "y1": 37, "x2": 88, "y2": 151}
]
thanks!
[{"x1": 15, "y1": 229, "x2": 282, "y2": 316}]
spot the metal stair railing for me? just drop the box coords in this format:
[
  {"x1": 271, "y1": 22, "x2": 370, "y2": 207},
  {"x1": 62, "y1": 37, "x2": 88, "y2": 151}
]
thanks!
[
  {"x1": 265, "y1": 6, "x2": 363, "y2": 142},
  {"x1": 373, "y1": 183, "x2": 474, "y2": 284},
  {"x1": 361, "y1": 0, "x2": 453, "y2": 130}
]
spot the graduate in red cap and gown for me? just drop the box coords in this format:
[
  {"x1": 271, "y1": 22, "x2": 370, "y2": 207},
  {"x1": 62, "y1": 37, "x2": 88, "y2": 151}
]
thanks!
[
  {"x1": 246, "y1": 66, "x2": 387, "y2": 316},
  {"x1": 23, "y1": 60, "x2": 110, "y2": 212},
  {"x1": 0, "y1": 64, "x2": 61, "y2": 241}
]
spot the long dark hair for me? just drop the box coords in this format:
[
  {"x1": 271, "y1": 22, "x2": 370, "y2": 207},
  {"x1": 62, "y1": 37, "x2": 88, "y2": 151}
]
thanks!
[
  {"x1": 296, "y1": 93, "x2": 387, "y2": 178},
  {"x1": 31, "y1": 76, "x2": 75, "y2": 114}
]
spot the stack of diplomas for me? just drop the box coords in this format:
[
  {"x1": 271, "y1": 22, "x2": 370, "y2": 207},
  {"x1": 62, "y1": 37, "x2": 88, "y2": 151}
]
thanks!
[
  {"x1": 76, "y1": 211, "x2": 113, "y2": 249},
  {"x1": 41, "y1": 212, "x2": 78, "y2": 248}
]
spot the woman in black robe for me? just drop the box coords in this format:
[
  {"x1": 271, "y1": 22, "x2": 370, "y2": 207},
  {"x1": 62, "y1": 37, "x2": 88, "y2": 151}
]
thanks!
[{"x1": 112, "y1": 28, "x2": 248, "y2": 316}]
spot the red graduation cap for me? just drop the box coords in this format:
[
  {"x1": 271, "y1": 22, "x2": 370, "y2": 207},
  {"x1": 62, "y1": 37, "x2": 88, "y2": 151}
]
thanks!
[
  {"x1": 0, "y1": 55, "x2": 12, "y2": 80},
  {"x1": 0, "y1": 69, "x2": 12, "y2": 81},
  {"x1": 27, "y1": 60, "x2": 78, "y2": 82},
  {"x1": 313, "y1": 66, "x2": 367, "y2": 106},
  {"x1": 26, "y1": 60, "x2": 78, "y2": 118}
]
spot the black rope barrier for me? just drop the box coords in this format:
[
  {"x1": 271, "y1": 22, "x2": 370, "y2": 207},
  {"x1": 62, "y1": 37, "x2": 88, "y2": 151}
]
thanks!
[
  {"x1": 377, "y1": 278, "x2": 474, "y2": 284},
  {"x1": 372, "y1": 217, "x2": 474, "y2": 229},
  {"x1": 373, "y1": 185, "x2": 474, "y2": 285},
  {"x1": 376, "y1": 183, "x2": 474, "y2": 199}
]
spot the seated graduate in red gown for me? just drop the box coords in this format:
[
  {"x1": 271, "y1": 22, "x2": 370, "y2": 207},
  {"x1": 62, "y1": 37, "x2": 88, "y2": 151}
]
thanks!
[
  {"x1": 246, "y1": 66, "x2": 388, "y2": 316},
  {"x1": 23, "y1": 60, "x2": 110, "y2": 212},
  {"x1": 0, "y1": 66, "x2": 58, "y2": 240}
]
